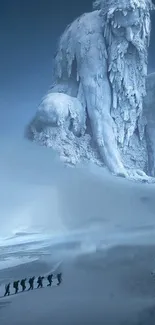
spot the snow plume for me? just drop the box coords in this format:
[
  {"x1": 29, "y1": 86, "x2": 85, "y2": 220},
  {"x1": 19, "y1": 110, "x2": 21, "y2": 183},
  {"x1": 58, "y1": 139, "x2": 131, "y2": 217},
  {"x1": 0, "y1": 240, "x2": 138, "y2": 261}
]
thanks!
[{"x1": 96, "y1": 0, "x2": 154, "y2": 147}]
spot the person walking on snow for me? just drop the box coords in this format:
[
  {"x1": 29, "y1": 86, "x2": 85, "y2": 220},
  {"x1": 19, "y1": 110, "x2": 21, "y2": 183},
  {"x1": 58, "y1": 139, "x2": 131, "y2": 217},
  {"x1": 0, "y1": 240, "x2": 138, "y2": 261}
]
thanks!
[
  {"x1": 4, "y1": 283, "x2": 10, "y2": 296},
  {"x1": 47, "y1": 274, "x2": 53, "y2": 287},
  {"x1": 57, "y1": 273, "x2": 62, "y2": 286},
  {"x1": 37, "y1": 276, "x2": 44, "y2": 288},
  {"x1": 13, "y1": 280, "x2": 20, "y2": 294},
  {"x1": 28, "y1": 277, "x2": 35, "y2": 291},
  {"x1": 20, "y1": 278, "x2": 27, "y2": 292}
]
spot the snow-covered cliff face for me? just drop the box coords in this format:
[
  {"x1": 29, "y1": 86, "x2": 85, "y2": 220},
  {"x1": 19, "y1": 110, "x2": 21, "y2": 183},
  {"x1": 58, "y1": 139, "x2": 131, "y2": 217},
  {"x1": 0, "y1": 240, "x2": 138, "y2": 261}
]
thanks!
[
  {"x1": 144, "y1": 73, "x2": 155, "y2": 176},
  {"x1": 26, "y1": 74, "x2": 155, "y2": 177},
  {"x1": 26, "y1": 1, "x2": 155, "y2": 182}
]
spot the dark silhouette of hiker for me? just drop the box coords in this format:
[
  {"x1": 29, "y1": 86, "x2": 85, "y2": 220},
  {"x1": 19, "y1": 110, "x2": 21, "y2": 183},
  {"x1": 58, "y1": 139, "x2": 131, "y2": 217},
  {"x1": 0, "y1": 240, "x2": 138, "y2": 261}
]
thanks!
[
  {"x1": 4, "y1": 283, "x2": 10, "y2": 296},
  {"x1": 57, "y1": 273, "x2": 62, "y2": 286},
  {"x1": 20, "y1": 278, "x2": 27, "y2": 292},
  {"x1": 37, "y1": 276, "x2": 44, "y2": 288},
  {"x1": 47, "y1": 274, "x2": 53, "y2": 286},
  {"x1": 28, "y1": 277, "x2": 35, "y2": 290},
  {"x1": 13, "y1": 280, "x2": 20, "y2": 294}
]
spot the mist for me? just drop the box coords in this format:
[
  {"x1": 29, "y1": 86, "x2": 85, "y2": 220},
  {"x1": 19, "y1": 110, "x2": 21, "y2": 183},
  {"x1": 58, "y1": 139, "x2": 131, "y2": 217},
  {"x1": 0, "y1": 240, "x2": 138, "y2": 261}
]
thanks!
[
  {"x1": 1, "y1": 136, "x2": 155, "y2": 254},
  {"x1": 0, "y1": 138, "x2": 65, "y2": 237}
]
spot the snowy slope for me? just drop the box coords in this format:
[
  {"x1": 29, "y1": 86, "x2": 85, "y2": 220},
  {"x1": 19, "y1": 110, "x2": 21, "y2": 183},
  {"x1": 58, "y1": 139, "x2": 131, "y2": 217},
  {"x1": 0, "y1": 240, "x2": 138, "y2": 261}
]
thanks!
[{"x1": 1, "y1": 247, "x2": 155, "y2": 325}]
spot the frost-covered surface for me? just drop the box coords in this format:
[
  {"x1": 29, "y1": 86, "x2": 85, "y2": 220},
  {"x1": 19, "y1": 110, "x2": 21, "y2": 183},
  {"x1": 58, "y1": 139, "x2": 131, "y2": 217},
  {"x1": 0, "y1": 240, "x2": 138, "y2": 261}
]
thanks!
[
  {"x1": 26, "y1": 0, "x2": 155, "y2": 182},
  {"x1": 27, "y1": 92, "x2": 103, "y2": 167},
  {"x1": 144, "y1": 73, "x2": 155, "y2": 176},
  {"x1": 29, "y1": 124, "x2": 103, "y2": 167},
  {"x1": 34, "y1": 92, "x2": 86, "y2": 138}
]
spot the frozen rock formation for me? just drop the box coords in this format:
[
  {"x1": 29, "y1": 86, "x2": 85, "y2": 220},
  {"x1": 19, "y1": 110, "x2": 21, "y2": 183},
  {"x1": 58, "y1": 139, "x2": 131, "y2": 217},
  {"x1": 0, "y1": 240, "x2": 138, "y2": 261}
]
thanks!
[
  {"x1": 144, "y1": 72, "x2": 155, "y2": 176},
  {"x1": 26, "y1": 0, "x2": 155, "y2": 182}
]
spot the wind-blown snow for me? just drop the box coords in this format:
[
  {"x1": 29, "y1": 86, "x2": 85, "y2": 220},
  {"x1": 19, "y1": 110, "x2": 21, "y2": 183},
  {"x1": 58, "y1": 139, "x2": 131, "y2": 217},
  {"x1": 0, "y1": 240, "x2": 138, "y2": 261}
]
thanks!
[{"x1": 1, "y1": 140, "x2": 155, "y2": 271}]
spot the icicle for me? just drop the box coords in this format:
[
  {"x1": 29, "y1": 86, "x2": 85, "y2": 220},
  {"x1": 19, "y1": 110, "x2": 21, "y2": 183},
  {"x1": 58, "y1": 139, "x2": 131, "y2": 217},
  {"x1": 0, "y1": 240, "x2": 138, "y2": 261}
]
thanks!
[
  {"x1": 104, "y1": 49, "x2": 108, "y2": 59},
  {"x1": 138, "y1": 114, "x2": 147, "y2": 141},
  {"x1": 77, "y1": 71, "x2": 80, "y2": 82},
  {"x1": 144, "y1": 15, "x2": 151, "y2": 35},
  {"x1": 118, "y1": 125, "x2": 125, "y2": 146},
  {"x1": 113, "y1": 92, "x2": 117, "y2": 109},
  {"x1": 108, "y1": 8, "x2": 115, "y2": 17},
  {"x1": 124, "y1": 109, "x2": 129, "y2": 122}
]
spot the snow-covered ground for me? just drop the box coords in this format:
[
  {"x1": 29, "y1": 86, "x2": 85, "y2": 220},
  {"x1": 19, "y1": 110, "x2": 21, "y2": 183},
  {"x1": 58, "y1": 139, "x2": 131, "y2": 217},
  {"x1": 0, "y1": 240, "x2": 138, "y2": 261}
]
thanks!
[
  {"x1": 1, "y1": 246, "x2": 155, "y2": 325},
  {"x1": 1, "y1": 140, "x2": 155, "y2": 324}
]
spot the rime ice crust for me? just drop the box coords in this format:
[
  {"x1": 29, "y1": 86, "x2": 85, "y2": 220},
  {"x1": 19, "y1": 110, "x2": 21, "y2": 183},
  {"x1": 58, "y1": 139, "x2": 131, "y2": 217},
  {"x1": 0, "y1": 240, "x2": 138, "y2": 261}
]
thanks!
[
  {"x1": 26, "y1": 1, "x2": 155, "y2": 182},
  {"x1": 27, "y1": 93, "x2": 103, "y2": 168}
]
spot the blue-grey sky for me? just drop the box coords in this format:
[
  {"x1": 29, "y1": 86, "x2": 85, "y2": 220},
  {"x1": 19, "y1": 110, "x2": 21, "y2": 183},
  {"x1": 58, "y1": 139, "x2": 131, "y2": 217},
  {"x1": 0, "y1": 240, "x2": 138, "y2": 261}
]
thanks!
[
  {"x1": 0, "y1": 0, "x2": 155, "y2": 138},
  {"x1": 0, "y1": 0, "x2": 92, "y2": 137}
]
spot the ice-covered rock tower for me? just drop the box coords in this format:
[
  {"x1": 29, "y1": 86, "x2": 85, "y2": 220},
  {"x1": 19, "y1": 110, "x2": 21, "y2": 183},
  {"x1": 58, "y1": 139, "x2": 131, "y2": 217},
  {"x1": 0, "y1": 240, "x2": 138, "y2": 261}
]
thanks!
[{"x1": 26, "y1": 0, "x2": 155, "y2": 182}]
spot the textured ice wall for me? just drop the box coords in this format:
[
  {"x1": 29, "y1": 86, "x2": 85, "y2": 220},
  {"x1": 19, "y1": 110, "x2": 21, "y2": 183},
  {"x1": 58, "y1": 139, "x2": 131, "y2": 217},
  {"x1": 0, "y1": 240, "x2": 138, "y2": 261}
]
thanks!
[{"x1": 144, "y1": 73, "x2": 155, "y2": 175}]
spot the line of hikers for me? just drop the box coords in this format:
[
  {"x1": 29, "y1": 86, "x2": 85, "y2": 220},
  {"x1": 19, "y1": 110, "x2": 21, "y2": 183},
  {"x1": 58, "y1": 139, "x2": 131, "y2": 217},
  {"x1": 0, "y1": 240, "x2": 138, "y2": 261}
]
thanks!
[{"x1": 4, "y1": 273, "x2": 62, "y2": 297}]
